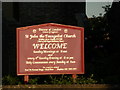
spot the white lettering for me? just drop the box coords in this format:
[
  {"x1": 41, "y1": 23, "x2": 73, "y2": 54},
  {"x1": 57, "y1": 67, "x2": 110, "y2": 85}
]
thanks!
[{"x1": 33, "y1": 43, "x2": 67, "y2": 49}]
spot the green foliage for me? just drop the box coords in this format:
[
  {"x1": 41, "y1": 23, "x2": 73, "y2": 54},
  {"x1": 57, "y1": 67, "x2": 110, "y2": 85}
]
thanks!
[
  {"x1": 76, "y1": 74, "x2": 98, "y2": 84},
  {"x1": 44, "y1": 74, "x2": 98, "y2": 85},
  {"x1": 102, "y1": 5, "x2": 111, "y2": 13},
  {"x1": 2, "y1": 74, "x2": 98, "y2": 85},
  {"x1": 2, "y1": 75, "x2": 20, "y2": 85},
  {"x1": 86, "y1": 4, "x2": 112, "y2": 66},
  {"x1": 85, "y1": 4, "x2": 120, "y2": 84},
  {"x1": 28, "y1": 77, "x2": 39, "y2": 84},
  {"x1": 44, "y1": 75, "x2": 73, "y2": 84}
]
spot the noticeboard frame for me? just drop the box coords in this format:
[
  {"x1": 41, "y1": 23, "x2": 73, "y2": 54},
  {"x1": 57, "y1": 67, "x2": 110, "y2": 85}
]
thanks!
[{"x1": 16, "y1": 23, "x2": 84, "y2": 76}]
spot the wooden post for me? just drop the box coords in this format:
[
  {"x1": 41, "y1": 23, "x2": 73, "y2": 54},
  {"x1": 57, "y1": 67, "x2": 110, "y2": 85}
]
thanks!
[
  {"x1": 24, "y1": 75, "x2": 29, "y2": 84},
  {"x1": 72, "y1": 74, "x2": 77, "y2": 84}
]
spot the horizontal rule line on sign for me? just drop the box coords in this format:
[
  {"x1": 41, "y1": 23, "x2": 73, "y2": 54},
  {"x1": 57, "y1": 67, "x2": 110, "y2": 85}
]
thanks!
[{"x1": 37, "y1": 40, "x2": 64, "y2": 43}]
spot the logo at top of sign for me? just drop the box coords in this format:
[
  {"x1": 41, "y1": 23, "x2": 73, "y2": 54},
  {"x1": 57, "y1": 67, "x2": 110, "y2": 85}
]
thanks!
[
  {"x1": 33, "y1": 29, "x2": 37, "y2": 33},
  {"x1": 25, "y1": 35, "x2": 29, "y2": 38},
  {"x1": 64, "y1": 29, "x2": 68, "y2": 33}
]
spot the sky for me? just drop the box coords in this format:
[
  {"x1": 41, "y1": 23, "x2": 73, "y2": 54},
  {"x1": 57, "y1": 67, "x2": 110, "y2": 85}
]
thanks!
[{"x1": 86, "y1": 1, "x2": 113, "y2": 18}]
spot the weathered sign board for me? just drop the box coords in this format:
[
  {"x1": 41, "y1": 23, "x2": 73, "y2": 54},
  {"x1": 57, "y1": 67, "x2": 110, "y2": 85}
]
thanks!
[{"x1": 17, "y1": 23, "x2": 84, "y2": 78}]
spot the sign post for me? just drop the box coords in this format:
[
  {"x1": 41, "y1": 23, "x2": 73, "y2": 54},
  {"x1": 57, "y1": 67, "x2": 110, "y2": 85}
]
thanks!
[
  {"x1": 16, "y1": 23, "x2": 84, "y2": 83},
  {"x1": 72, "y1": 74, "x2": 77, "y2": 84},
  {"x1": 24, "y1": 75, "x2": 29, "y2": 84}
]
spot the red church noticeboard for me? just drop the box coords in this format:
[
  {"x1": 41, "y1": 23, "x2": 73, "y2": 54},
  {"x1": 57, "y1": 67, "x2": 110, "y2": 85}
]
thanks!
[{"x1": 16, "y1": 23, "x2": 84, "y2": 75}]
